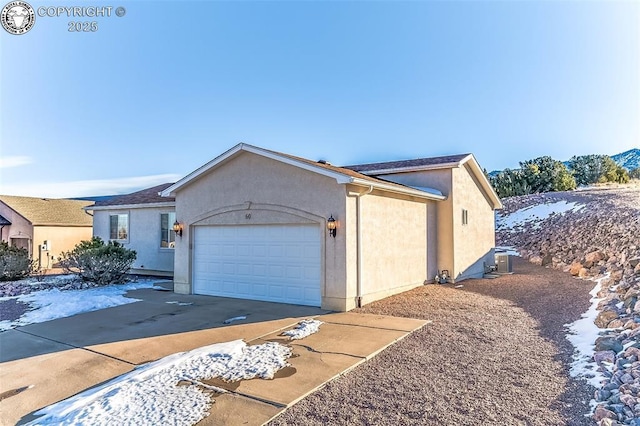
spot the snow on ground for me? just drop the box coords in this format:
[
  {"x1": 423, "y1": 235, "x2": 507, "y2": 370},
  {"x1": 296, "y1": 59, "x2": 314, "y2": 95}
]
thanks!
[
  {"x1": 495, "y1": 246, "x2": 520, "y2": 256},
  {"x1": 0, "y1": 281, "x2": 159, "y2": 331},
  {"x1": 497, "y1": 200, "x2": 584, "y2": 231},
  {"x1": 223, "y1": 315, "x2": 247, "y2": 324},
  {"x1": 283, "y1": 319, "x2": 323, "y2": 340},
  {"x1": 26, "y1": 339, "x2": 292, "y2": 426},
  {"x1": 565, "y1": 275, "x2": 610, "y2": 389}
]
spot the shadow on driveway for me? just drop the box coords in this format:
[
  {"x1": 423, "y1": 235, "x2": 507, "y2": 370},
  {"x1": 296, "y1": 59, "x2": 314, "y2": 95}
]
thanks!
[{"x1": 0, "y1": 282, "x2": 329, "y2": 363}]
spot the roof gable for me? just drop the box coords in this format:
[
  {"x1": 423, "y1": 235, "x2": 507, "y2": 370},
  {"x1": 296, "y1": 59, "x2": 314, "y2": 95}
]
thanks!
[
  {"x1": 161, "y1": 144, "x2": 446, "y2": 201},
  {"x1": 0, "y1": 195, "x2": 94, "y2": 226}
]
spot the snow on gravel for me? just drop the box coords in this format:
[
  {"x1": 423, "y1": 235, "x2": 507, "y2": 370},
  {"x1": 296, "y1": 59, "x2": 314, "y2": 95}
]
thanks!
[
  {"x1": 282, "y1": 319, "x2": 323, "y2": 340},
  {"x1": 497, "y1": 200, "x2": 584, "y2": 231},
  {"x1": 565, "y1": 275, "x2": 610, "y2": 389},
  {"x1": 0, "y1": 281, "x2": 160, "y2": 331},
  {"x1": 26, "y1": 340, "x2": 292, "y2": 426}
]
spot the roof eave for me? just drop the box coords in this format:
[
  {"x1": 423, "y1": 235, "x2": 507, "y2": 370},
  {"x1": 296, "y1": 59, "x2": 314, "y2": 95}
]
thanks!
[
  {"x1": 31, "y1": 223, "x2": 93, "y2": 227},
  {"x1": 87, "y1": 201, "x2": 176, "y2": 211},
  {"x1": 460, "y1": 155, "x2": 503, "y2": 210},
  {"x1": 350, "y1": 178, "x2": 446, "y2": 201}
]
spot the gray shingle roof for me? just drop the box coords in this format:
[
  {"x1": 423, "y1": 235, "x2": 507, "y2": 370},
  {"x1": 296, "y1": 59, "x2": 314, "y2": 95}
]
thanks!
[
  {"x1": 92, "y1": 183, "x2": 175, "y2": 207},
  {"x1": 0, "y1": 196, "x2": 93, "y2": 226},
  {"x1": 344, "y1": 154, "x2": 471, "y2": 173}
]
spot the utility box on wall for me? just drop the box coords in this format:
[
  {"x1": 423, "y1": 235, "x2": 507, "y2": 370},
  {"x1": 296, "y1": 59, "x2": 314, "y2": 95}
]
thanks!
[{"x1": 495, "y1": 252, "x2": 512, "y2": 274}]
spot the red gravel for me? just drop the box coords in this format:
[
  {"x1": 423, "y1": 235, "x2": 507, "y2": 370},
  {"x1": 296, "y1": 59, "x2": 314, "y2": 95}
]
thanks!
[{"x1": 270, "y1": 257, "x2": 596, "y2": 425}]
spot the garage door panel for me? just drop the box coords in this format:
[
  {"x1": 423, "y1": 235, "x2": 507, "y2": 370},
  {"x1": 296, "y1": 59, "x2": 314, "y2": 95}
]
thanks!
[{"x1": 193, "y1": 224, "x2": 321, "y2": 306}]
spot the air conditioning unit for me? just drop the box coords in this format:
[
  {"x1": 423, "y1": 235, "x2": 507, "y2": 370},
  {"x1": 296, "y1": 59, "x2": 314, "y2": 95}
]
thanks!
[{"x1": 495, "y1": 252, "x2": 512, "y2": 274}]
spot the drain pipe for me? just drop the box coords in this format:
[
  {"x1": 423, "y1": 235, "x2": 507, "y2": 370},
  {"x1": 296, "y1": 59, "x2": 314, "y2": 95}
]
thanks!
[{"x1": 347, "y1": 185, "x2": 373, "y2": 308}]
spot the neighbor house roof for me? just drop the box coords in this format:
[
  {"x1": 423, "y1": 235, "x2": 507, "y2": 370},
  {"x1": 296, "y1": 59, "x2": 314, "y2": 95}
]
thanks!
[
  {"x1": 0, "y1": 195, "x2": 93, "y2": 226},
  {"x1": 161, "y1": 144, "x2": 447, "y2": 202},
  {"x1": 88, "y1": 183, "x2": 175, "y2": 210}
]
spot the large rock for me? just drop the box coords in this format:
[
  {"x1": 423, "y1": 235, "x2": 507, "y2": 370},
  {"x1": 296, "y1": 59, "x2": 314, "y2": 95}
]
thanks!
[
  {"x1": 594, "y1": 405, "x2": 618, "y2": 422},
  {"x1": 595, "y1": 310, "x2": 620, "y2": 329},
  {"x1": 594, "y1": 350, "x2": 616, "y2": 365},
  {"x1": 586, "y1": 250, "x2": 606, "y2": 264},
  {"x1": 595, "y1": 336, "x2": 623, "y2": 353},
  {"x1": 529, "y1": 255, "x2": 543, "y2": 266},
  {"x1": 569, "y1": 262, "x2": 583, "y2": 276}
]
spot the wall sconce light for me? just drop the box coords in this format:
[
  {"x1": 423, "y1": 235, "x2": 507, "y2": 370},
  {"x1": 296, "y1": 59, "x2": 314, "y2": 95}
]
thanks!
[
  {"x1": 173, "y1": 220, "x2": 183, "y2": 237},
  {"x1": 327, "y1": 215, "x2": 337, "y2": 238}
]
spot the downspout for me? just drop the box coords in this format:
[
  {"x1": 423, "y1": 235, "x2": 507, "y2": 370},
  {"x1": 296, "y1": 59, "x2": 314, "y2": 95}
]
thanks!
[{"x1": 347, "y1": 185, "x2": 373, "y2": 308}]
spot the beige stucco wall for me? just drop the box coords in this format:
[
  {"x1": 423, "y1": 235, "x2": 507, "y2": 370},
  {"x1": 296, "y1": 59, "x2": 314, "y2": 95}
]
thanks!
[
  {"x1": 0, "y1": 202, "x2": 33, "y2": 254},
  {"x1": 451, "y1": 164, "x2": 496, "y2": 280},
  {"x1": 379, "y1": 165, "x2": 496, "y2": 282},
  {"x1": 32, "y1": 226, "x2": 93, "y2": 268},
  {"x1": 355, "y1": 189, "x2": 429, "y2": 307},
  {"x1": 173, "y1": 151, "x2": 348, "y2": 310},
  {"x1": 381, "y1": 169, "x2": 454, "y2": 279},
  {"x1": 93, "y1": 207, "x2": 175, "y2": 276}
]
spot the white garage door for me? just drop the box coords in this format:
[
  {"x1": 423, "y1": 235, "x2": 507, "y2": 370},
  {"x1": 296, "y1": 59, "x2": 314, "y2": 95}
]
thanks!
[{"x1": 193, "y1": 224, "x2": 321, "y2": 306}]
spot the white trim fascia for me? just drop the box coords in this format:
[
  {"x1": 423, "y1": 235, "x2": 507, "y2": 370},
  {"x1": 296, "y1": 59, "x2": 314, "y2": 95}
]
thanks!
[
  {"x1": 86, "y1": 202, "x2": 176, "y2": 211},
  {"x1": 350, "y1": 178, "x2": 447, "y2": 201},
  {"x1": 161, "y1": 143, "x2": 351, "y2": 197},
  {"x1": 461, "y1": 155, "x2": 503, "y2": 210}
]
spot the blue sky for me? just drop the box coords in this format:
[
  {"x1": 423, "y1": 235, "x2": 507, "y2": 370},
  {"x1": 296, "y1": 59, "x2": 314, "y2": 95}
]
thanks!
[{"x1": 1, "y1": 0, "x2": 638, "y2": 198}]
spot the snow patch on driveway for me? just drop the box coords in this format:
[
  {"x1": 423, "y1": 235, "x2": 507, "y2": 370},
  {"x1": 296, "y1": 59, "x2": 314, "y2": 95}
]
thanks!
[
  {"x1": 26, "y1": 340, "x2": 292, "y2": 426},
  {"x1": 283, "y1": 319, "x2": 323, "y2": 340},
  {"x1": 0, "y1": 282, "x2": 159, "y2": 331}
]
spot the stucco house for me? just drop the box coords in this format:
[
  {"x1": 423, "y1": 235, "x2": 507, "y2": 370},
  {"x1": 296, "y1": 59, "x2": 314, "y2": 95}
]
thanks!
[
  {"x1": 0, "y1": 195, "x2": 94, "y2": 269},
  {"x1": 87, "y1": 183, "x2": 176, "y2": 277},
  {"x1": 154, "y1": 143, "x2": 502, "y2": 311}
]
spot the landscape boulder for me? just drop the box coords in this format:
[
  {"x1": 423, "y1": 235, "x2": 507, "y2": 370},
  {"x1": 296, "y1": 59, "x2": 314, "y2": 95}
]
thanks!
[
  {"x1": 570, "y1": 262, "x2": 583, "y2": 276},
  {"x1": 595, "y1": 336, "x2": 623, "y2": 353},
  {"x1": 596, "y1": 310, "x2": 622, "y2": 329}
]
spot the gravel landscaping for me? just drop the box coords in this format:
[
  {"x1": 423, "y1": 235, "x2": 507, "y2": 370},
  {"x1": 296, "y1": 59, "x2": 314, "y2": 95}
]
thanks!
[{"x1": 270, "y1": 257, "x2": 596, "y2": 425}]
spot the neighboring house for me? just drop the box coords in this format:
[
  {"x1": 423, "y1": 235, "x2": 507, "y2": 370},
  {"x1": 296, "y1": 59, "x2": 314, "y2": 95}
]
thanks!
[
  {"x1": 87, "y1": 183, "x2": 176, "y2": 277},
  {"x1": 0, "y1": 195, "x2": 94, "y2": 268},
  {"x1": 156, "y1": 143, "x2": 502, "y2": 311}
]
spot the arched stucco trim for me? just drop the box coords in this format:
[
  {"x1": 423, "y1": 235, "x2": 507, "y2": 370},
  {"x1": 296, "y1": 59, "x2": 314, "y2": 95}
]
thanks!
[
  {"x1": 190, "y1": 202, "x2": 327, "y2": 226},
  {"x1": 187, "y1": 202, "x2": 328, "y2": 301}
]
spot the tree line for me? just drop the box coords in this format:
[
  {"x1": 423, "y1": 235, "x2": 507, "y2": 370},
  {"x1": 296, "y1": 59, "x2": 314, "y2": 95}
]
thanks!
[{"x1": 488, "y1": 154, "x2": 640, "y2": 198}]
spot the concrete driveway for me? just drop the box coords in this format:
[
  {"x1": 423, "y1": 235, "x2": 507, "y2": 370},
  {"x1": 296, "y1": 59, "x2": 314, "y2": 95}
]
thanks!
[{"x1": 0, "y1": 282, "x2": 429, "y2": 425}]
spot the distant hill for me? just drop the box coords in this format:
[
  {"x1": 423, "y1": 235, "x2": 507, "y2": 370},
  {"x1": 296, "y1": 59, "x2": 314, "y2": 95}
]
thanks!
[
  {"x1": 611, "y1": 148, "x2": 640, "y2": 171},
  {"x1": 489, "y1": 148, "x2": 640, "y2": 176}
]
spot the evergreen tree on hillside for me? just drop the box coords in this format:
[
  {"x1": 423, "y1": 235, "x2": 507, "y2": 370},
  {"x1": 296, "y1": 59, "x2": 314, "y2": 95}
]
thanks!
[
  {"x1": 520, "y1": 156, "x2": 576, "y2": 193},
  {"x1": 490, "y1": 168, "x2": 531, "y2": 198},
  {"x1": 568, "y1": 155, "x2": 630, "y2": 185}
]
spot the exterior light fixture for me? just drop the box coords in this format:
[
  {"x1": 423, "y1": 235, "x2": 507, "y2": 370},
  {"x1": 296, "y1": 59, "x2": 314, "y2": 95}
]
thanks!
[
  {"x1": 173, "y1": 220, "x2": 183, "y2": 237},
  {"x1": 327, "y1": 215, "x2": 337, "y2": 237}
]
